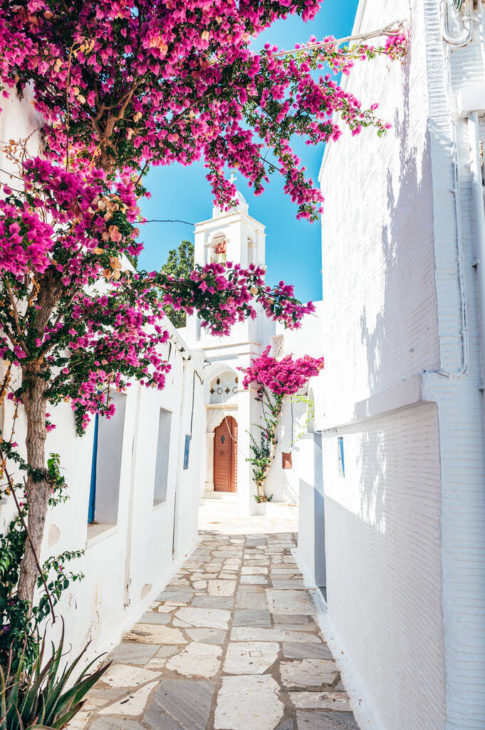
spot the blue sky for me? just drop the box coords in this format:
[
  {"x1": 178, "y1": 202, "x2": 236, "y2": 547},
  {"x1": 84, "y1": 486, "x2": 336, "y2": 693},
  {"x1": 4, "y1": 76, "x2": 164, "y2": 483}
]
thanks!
[{"x1": 138, "y1": 0, "x2": 360, "y2": 302}]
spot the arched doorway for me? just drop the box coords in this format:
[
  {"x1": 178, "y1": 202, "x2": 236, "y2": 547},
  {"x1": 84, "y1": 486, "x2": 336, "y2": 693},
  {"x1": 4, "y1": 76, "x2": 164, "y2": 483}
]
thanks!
[{"x1": 213, "y1": 416, "x2": 238, "y2": 492}]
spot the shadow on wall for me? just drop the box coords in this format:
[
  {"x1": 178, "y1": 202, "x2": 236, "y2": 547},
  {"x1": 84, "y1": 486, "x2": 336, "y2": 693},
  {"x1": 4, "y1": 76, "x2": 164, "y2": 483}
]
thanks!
[
  {"x1": 324, "y1": 455, "x2": 445, "y2": 729},
  {"x1": 322, "y1": 37, "x2": 448, "y2": 729},
  {"x1": 356, "y1": 45, "x2": 440, "y2": 526}
]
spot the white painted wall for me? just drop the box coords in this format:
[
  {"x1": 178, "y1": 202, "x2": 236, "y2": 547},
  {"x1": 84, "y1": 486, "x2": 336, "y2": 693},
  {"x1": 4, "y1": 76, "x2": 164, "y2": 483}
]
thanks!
[
  {"x1": 323, "y1": 405, "x2": 445, "y2": 730},
  {"x1": 421, "y1": 6, "x2": 485, "y2": 727},
  {"x1": 1, "y1": 324, "x2": 205, "y2": 666},
  {"x1": 310, "y1": 0, "x2": 485, "y2": 728},
  {"x1": 264, "y1": 385, "x2": 314, "y2": 504},
  {"x1": 0, "y1": 94, "x2": 204, "y2": 665}
]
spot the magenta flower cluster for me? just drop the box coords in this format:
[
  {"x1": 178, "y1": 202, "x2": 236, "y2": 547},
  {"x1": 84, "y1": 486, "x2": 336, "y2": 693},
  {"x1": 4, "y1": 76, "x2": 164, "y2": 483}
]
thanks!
[
  {"x1": 242, "y1": 345, "x2": 323, "y2": 500},
  {"x1": 242, "y1": 346, "x2": 324, "y2": 396},
  {"x1": 159, "y1": 263, "x2": 315, "y2": 336},
  {"x1": 0, "y1": 1, "x2": 406, "y2": 221},
  {"x1": 0, "y1": 157, "x2": 141, "y2": 278}
]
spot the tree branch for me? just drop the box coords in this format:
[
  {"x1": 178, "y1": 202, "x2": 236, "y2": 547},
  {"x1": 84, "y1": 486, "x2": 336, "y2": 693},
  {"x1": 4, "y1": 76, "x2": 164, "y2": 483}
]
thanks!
[
  {"x1": 4, "y1": 279, "x2": 30, "y2": 356},
  {"x1": 140, "y1": 218, "x2": 195, "y2": 226}
]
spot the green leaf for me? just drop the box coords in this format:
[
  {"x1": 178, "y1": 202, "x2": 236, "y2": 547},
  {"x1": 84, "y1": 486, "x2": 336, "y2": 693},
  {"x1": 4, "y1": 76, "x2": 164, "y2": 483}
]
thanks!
[{"x1": 1, "y1": 628, "x2": 109, "y2": 730}]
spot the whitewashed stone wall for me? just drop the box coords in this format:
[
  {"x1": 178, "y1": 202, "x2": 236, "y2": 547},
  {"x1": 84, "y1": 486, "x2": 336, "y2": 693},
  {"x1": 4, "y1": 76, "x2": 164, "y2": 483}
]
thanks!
[
  {"x1": 0, "y1": 327, "x2": 204, "y2": 665},
  {"x1": 312, "y1": 0, "x2": 485, "y2": 728},
  {"x1": 322, "y1": 405, "x2": 444, "y2": 729}
]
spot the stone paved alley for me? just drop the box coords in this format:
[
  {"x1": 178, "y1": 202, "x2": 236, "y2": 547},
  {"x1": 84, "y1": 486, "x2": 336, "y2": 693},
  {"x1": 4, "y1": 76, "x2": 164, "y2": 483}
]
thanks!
[{"x1": 72, "y1": 497, "x2": 359, "y2": 730}]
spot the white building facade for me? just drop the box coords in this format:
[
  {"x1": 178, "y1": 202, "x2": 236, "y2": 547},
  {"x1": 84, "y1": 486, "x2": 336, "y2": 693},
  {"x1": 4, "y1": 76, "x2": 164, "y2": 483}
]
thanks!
[{"x1": 298, "y1": 1, "x2": 485, "y2": 728}]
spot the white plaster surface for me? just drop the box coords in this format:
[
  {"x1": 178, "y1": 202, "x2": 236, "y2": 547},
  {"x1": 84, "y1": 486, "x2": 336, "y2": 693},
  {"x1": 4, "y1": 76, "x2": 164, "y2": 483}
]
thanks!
[{"x1": 310, "y1": 0, "x2": 485, "y2": 728}]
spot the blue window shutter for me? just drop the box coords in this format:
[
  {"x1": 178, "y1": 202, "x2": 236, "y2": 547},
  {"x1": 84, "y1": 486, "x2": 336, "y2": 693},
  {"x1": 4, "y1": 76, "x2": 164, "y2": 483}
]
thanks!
[
  {"x1": 88, "y1": 414, "x2": 99, "y2": 523},
  {"x1": 183, "y1": 435, "x2": 191, "y2": 470},
  {"x1": 338, "y1": 436, "x2": 345, "y2": 478}
]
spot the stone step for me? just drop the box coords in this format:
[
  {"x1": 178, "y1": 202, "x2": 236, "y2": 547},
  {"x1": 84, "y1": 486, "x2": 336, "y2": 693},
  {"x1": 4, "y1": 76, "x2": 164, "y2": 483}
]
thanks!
[{"x1": 203, "y1": 490, "x2": 239, "y2": 500}]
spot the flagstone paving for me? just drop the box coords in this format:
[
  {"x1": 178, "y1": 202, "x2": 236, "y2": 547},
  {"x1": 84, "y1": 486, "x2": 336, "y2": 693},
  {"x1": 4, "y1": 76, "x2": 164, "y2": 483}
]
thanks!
[{"x1": 74, "y1": 500, "x2": 359, "y2": 730}]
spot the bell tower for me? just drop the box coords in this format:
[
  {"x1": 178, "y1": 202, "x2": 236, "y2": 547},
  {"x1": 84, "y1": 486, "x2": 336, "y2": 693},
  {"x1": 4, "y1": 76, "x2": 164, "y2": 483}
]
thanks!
[
  {"x1": 183, "y1": 182, "x2": 272, "y2": 351},
  {"x1": 193, "y1": 179, "x2": 266, "y2": 270}
]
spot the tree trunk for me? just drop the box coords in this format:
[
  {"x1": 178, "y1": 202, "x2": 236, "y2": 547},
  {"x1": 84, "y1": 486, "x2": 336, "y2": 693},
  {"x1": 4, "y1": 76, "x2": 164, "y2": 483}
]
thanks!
[{"x1": 17, "y1": 368, "x2": 49, "y2": 606}]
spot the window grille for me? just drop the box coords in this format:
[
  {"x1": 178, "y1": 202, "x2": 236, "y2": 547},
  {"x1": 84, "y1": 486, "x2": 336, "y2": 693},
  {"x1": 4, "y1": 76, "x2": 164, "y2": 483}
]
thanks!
[
  {"x1": 338, "y1": 436, "x2": 345, "y2": 478},
  {"x1": 270, "y1": 334, "x2": 285, "y2": 359},
  {"x1": 209, "y1": 372, "x2": 238, "y2": 403}
]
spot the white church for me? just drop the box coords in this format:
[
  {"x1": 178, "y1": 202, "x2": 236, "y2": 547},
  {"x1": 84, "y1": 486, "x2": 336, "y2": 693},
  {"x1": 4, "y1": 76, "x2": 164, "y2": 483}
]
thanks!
[{"x1": 181, "y1": 185, "x2": 323, "y2": 515}]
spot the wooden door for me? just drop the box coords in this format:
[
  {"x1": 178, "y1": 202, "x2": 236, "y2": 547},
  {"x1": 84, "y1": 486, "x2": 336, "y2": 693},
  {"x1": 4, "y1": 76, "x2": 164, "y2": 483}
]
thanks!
[{"x1": 214, "y1": 417, "x2": 238, "y2": 492}]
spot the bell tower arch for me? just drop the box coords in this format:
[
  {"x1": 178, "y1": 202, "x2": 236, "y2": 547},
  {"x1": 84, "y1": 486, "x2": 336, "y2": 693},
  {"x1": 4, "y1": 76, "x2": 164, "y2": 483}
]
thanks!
[{"x1": 193, "y1": 182, "x2": 266, "y2": 270}]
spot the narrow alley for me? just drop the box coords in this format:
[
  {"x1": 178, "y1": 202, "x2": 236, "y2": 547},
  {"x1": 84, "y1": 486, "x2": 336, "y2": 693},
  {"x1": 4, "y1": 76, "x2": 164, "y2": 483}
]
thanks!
[{"x1": 71, "y1": 497, "x2": 358, "y2": 730}]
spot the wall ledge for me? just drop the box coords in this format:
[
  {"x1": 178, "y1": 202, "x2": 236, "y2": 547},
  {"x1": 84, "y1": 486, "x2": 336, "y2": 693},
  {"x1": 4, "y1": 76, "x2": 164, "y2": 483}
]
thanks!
[
  {"x1": 319, "y1": 374, "x2": 426, "y2": 433},
  {"x1": 86, "y1": 523, "x2": 118, "y2": 548}
]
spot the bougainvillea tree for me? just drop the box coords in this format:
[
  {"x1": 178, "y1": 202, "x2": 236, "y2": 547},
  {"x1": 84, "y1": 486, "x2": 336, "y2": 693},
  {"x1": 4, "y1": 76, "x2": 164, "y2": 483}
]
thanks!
[
  {"x1": 0, "y1": 0, "x2": 406, "y2": 626},
  {"x1": 242, "y1": 347, "x2": 324, "y2": 501},
  {"x1": 0, "y1": 2, "x2": 406, "y2": 218}
]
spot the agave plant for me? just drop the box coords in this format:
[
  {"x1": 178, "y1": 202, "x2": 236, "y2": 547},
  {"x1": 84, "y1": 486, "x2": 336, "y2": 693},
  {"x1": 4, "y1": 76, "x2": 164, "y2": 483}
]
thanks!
[{"x1": 0, "y1": 627, "x2": 109, "y2": 730}]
